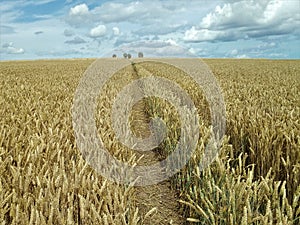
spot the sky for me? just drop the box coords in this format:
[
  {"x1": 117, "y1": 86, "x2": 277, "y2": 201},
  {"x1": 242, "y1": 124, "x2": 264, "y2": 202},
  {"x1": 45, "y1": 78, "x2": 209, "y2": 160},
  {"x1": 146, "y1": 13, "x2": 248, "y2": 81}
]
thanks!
[{"x1": 0, "y1": 0, "x2": 299, "y2": 60}]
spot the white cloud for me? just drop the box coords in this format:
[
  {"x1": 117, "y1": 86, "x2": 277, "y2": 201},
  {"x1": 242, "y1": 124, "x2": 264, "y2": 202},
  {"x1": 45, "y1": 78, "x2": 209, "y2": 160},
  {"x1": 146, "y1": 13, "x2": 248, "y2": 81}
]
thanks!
[
  {"x1": 184, "y1": 27, "x2": 212, "y2": 41},
  {"x1": 92, "y1": 1, "x2": 161, "y2": 23},
  {"x1": 65, "y1": 1, "x2": 156, "y2": 26},
  {"x1": 1, "y1": 0, "x2": 299, "y2": 60},
  {"x1": 90, "y1": 25, "x2": 107, "y2": 38},
  {"x1": 64, "y1": 1, "x2": 203, "y2": 28},
  {"x1": 200, "y1": 2, "x2": 261, "y2": 29},
  {"x1": 227, "y1": 49, "x2": 249, "y2": 58},
  {"x1": 66, "y1": 3, "x2": 91, "y2": 27},
  {"x1": 262, "y1": 0, "x2": 284, "y2": 23},
  {"x1": 185, "y1": 0, "x2": 300, "y2": 42},
  {"x1": 1, "y1": 42, "x2": 25, "y2": 54},
  {"x1": 69, "y1": 4, "x2": 89, "y2": 16},
  {"x1": 230, "y1": 49, "x2": 238, "y2": 55},
  {"x1": 237, "y1": 54, "x2": 249, "y2": 59},
  {"x1": 113, "y1": 27, "x2": 120, "y2": 36},
  {"x1": 113, "y1": 40, "x2": 194, "y2": 57},
  {"x1": 184, "y1": 27, "x2": 235, "y2": 42},
  {"x1": 166, "y1": 39, "x2": 179, "y2": 46},
  {"x1": 1, "y1": 16, "x2": 69, "y2": 59},
  {"x1": 188, "y1": 47, "x2": 196, "y2": 55}
]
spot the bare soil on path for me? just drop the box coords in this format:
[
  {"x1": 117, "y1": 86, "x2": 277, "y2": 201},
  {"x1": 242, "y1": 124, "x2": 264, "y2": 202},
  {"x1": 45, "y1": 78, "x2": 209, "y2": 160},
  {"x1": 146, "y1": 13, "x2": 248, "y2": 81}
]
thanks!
[{"x1": 129, "y1": 63, "x2": 185, "y2": 225}]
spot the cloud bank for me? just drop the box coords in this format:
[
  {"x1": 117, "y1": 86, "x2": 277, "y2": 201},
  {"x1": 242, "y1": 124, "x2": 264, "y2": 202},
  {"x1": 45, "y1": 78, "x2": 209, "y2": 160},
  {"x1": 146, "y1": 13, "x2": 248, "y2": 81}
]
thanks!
[{"x1": 0, "y1": 0, "x2": 299, "y2": 60}]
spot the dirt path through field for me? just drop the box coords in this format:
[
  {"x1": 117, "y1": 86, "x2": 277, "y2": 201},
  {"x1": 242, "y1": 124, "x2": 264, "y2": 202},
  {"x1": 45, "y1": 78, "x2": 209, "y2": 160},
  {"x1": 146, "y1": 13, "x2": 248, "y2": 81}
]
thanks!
[{"x1": 129, "y1": 63, "x2": 185, "y2": 225}]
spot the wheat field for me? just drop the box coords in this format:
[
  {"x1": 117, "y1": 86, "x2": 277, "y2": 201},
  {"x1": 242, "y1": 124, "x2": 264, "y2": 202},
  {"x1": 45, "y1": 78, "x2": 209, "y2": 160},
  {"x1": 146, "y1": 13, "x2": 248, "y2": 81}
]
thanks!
[{"x1": 0, "y1": 58, "x2": 299, "y2": 224}]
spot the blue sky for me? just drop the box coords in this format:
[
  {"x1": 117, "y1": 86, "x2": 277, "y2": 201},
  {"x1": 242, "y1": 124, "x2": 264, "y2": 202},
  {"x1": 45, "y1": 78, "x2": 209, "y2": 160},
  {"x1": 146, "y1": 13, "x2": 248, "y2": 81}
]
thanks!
[{"x1": 0, "y1": 0, "x2": 299, "y2": 60}]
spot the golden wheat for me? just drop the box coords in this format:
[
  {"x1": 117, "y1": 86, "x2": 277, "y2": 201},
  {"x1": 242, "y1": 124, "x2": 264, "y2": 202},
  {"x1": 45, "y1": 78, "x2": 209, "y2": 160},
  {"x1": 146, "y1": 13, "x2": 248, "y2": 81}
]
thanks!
[
  {"x1": 0, "y1": 58, "x2": 299, "y2": 224},
  {"x1": 133, "y1": 59, "x2": 299, "y2": 224},
  {"x1": 0, "y1": 60, "x2": 140, "y2": 225}
]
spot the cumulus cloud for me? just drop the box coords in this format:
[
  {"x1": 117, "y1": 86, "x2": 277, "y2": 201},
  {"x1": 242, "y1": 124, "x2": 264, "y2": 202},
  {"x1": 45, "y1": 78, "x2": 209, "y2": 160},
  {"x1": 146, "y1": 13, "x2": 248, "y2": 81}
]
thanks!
[
  {"x1": 1, "y1": 42, "x2": 25, "y2": 54},
  {"x1": 65, "y1": 36, "x2": 86, "y2": 44},
  {"x1": 227, "y1": 49, "x2": 249, "y2": 58},
  {"x1": 165, "y1": 39, "x2": 179, "y2": 46},
  {"x1": 184, "y1": 27, "x2": 238, "y2": 42},
  {"x1": 91, "y1": 1, "x2": 170, "y2": 23},
  {"x1": 69, "y1": 3, "x2": 89, "y2": 16},
  {"x1": 2, "y1": 0, "x2": 299, "y2": 59},
  {"x1": 230, "y1": 49, "x2": 238, "y2": 55},
  {"x1": 9, "y1": 47, "x2": 25, "y2": 54},
  {"x1": 90, "y1": 25, "x2": 107, "y2": 38},
  {"x1": 200, "y1": 3, "x2": 257, "y2": 29},
  {"x1": 66, "y1": 3, "x2": 90, "y2": 27},
  {"x1": 65, "y1": 2, "x2": 146, "y2": 26},
  {"x1": 113, "y1": 27, "x2": 120, "y2": 36},
  {"x1": 184, "y1": 0, "x2": 300, "y2": 42},
  {"x1": 200, "y1": 0, "x2": 298, "y2": 29},
  {"x1": 65, "y1": 1, "x2": 188, "y2": 27}
]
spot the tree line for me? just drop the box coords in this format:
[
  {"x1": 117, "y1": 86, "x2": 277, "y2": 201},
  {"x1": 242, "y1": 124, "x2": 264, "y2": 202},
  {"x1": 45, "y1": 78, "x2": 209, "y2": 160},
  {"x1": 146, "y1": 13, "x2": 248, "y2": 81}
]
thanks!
[{"x1": 112, "y1": 52, "x2": 143, "y2": 58}]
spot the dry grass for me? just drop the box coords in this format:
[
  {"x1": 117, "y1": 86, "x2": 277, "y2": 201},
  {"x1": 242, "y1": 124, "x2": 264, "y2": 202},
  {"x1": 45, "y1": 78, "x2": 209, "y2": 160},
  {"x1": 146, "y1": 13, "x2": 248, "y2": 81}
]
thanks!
[{"x1": 0, "y1": 58, "x2": 299, "y2": 224}]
